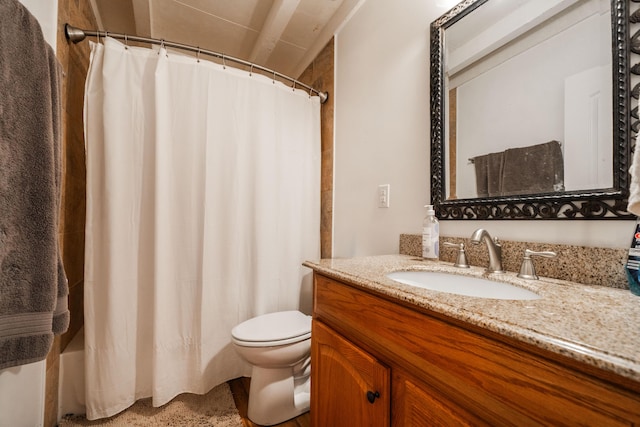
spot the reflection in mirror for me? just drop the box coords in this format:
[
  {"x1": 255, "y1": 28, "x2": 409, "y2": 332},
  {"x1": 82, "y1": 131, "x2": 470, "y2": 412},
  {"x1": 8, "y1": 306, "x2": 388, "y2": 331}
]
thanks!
[
  {"x1": 430, "y1": 0, "x2": 633, "y2": 219},
  {"x1": 447, "y1": 0, "x2": 611, "y2": 199}
]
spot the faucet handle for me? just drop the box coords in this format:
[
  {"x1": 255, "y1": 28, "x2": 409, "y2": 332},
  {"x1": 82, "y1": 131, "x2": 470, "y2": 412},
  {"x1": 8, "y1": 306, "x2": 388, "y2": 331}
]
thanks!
[
  {"x1": 517, "y1": 249, "x2": 557, "y2": 280},
  {"x1": 443, "y1": 242, "x2": 470, "y2": 268}
]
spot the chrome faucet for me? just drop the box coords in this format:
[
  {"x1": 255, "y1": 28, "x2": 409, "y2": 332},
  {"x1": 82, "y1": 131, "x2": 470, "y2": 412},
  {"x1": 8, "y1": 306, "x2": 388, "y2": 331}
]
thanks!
[{"x1": 470, "y1": 229, "x2": 504, "y2": 273}]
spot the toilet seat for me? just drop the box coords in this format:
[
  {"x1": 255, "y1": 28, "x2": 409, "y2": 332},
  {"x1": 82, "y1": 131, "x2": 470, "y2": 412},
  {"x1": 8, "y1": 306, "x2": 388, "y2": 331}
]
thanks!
[{"x1": 231, "y1": 310, "x2": 311, "y2": 347}]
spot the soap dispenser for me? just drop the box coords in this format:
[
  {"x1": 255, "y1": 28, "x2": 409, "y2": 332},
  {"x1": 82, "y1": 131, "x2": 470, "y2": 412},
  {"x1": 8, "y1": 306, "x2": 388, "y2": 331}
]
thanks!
[{"x1": 422, "y1": 205, "x2": 439, "y2": 260}]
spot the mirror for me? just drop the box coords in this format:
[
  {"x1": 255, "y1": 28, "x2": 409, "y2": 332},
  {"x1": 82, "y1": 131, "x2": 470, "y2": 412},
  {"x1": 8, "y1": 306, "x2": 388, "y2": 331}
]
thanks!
[{"x1": 430, "y1": 0, "x2": 634, "y2": 219}]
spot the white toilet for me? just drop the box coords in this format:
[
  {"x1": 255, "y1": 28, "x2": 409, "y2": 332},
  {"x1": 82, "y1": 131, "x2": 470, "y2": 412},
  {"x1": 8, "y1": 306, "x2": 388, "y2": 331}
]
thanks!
[{"x1": 231, "y1": 310, "x2": 312, "y2": 426}]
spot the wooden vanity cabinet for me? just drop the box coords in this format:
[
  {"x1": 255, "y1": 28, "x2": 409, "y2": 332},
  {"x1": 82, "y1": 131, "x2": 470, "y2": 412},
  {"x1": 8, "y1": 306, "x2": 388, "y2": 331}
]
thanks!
[
  {"x1": 311, "y1": 320, "x2": 390, "y2": 427},
  {"x1": 311, "y1": 273, "x2": 640, "y2": 426},
  {"x1": 392, "y1": 368, "x2": 488, "y2": 426}
]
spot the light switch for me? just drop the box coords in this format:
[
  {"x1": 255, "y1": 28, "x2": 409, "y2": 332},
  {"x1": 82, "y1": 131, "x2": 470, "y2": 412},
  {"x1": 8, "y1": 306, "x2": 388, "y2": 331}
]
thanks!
[{"x1": 378, "y1": 184, "x2": 390, "y2": 208}]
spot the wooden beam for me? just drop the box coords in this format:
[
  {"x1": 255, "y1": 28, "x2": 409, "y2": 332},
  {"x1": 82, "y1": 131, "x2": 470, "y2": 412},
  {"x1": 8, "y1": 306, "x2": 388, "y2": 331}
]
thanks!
[{"x1": 249, "y1": 0, "x2": 301, "y2": 65}]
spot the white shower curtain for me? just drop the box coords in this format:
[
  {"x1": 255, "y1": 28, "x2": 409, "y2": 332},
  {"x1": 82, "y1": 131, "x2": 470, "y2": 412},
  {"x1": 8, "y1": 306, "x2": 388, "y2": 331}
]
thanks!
[{"x1": 83, "y1": 37, "x2": 321, "y2": 420}]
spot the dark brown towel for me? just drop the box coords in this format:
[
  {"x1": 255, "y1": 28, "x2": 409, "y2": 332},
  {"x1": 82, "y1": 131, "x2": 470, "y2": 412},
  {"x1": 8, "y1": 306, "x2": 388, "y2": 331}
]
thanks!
[
  {"x1": 501, "y1": 140, "x2": 564, "y2": 196},
  {"x1": 473, "y1": 151, "x2": 504, "y2": 197},
  {"x1": 0, "y1": 0, "x2": 69, "y2": 369}
]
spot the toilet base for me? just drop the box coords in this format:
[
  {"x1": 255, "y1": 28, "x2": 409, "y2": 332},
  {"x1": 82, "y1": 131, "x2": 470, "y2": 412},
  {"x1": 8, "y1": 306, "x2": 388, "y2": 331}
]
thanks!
[{"x1": 247, "y1": 364, "x2": 310, "y2": 426}]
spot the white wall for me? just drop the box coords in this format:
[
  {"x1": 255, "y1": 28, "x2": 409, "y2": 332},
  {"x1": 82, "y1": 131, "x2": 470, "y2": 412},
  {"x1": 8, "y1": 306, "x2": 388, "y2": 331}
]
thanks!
[
  {"x1": 333, "y1": 0, "x2": 437, "y2": 257},
  {"x1": 333, "y1": 0, "x2": 635, "y2": 258},
  {"x1": 0, "y1": 4, "x2": 58, "y2": 427}
]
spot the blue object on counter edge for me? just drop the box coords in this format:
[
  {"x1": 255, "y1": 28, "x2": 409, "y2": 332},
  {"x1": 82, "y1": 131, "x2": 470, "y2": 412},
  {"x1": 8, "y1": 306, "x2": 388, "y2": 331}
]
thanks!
[{"x1": 625, "y1": 269, "x2": 640, "y2": 296}]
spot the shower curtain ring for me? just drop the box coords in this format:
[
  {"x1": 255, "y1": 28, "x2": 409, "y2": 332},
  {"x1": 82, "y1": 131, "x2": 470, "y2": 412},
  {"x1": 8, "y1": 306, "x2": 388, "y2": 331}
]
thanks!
[
  {"x1": 124, "y1": 34, "x2": 128, "y2": 50},
  {"x1": 273, "y1": 70, "x2": 276, "y2": 84},
  {"x1": 250, "y1": 64, "x2": 254, "y2": 76},
  {"x1": 292, "y1": 80, "x2": 296, "y2": 91},
  {"x1": 196, "y1": 47, "x2": 200, "y2": 63},
  {"x1": 159, "y1": 39, "x2": 165, "y2": 55},
  {"x1": 222, "y1": 54, "x2": 226, "y2": 69}
]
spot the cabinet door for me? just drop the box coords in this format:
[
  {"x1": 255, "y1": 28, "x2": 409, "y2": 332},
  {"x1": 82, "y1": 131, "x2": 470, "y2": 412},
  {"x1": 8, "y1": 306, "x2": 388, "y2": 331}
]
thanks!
[
  {"x1": 311, "y1": 320, "x2": 390, "y2": 427},
  {"x1": 392, "y1": 369, "x2": 489, "y2": 427}
]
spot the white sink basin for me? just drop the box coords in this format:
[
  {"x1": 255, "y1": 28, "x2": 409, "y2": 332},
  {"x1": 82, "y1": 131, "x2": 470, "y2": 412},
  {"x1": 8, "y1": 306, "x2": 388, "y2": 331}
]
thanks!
[{"x1": 386, "y1": 271, "x2": 540, "y2": 300}]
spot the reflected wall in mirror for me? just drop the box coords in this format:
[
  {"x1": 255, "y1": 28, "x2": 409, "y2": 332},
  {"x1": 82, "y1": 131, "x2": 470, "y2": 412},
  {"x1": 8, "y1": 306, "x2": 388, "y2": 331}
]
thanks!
[{"x1": 430, "y1": 0, "x2": 633, "y2": 219}]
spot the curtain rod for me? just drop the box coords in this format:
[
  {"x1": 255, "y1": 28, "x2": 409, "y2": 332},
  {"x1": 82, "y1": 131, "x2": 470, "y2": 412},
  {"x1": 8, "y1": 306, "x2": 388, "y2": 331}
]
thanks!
[{"x1": 64, "y1": 24, "x2": 328, "y2": 104}]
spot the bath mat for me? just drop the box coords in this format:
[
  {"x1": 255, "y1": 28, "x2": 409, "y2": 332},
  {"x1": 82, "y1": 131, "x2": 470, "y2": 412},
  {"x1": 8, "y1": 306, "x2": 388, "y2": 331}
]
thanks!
[{"x1": 58, "y1": 383, "x2": 242, "y2": 427}]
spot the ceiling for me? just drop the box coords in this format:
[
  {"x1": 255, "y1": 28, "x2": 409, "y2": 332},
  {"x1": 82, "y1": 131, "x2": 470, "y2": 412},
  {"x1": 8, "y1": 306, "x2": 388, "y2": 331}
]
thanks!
[{"x1": 90, "y1": 0, "x2": 361, "y2": 79}]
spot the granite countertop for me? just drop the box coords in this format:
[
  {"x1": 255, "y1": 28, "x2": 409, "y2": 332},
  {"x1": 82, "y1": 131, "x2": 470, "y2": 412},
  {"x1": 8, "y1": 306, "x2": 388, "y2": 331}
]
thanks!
[{"x1": 303, "y1": 254, "x2": 640, "y2": 383}]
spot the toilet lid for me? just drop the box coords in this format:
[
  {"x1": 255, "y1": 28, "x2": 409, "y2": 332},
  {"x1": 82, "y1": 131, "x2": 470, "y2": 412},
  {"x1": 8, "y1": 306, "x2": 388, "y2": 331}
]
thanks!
[{"x1": 231, "y1": 310, "x2": 311, "y2": 343}]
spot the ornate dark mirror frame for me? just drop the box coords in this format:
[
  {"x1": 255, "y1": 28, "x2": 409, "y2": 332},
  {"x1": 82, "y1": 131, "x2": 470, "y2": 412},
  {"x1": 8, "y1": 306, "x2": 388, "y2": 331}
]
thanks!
[{"x1": 430, "y1": 0, "x2": 633, "y2": 220}]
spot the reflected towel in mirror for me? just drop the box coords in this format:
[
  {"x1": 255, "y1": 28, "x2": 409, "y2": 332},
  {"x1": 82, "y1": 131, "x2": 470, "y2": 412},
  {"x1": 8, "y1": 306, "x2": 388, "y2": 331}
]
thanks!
[
  {"x1": 501, "y1": 140, "x2": 565, "y2": 196},
  {"x1": 473, "y1": 140, "x2": 564, "y2": 197},
  {"x1": 473, "y1": 152, "x2": 504, "y2": 197}
]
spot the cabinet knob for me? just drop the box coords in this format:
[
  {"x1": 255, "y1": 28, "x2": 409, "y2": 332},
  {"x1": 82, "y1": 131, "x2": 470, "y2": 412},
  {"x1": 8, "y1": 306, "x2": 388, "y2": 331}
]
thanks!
[{"x1": 366, "y1": 390, "x2": 380, "y2": 403}]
